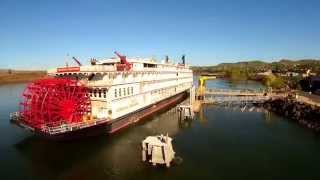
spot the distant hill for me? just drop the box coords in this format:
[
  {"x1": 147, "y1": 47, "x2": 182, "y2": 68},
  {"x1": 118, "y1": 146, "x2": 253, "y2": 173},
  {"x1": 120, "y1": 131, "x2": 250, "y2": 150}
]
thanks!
[{"x1": 192, "y1": 59, "x2": 320, "y2": 75}]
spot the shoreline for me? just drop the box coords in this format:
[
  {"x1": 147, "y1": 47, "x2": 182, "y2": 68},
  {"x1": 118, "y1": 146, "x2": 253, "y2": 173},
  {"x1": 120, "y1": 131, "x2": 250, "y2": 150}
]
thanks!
[
  {"x1": 264, "y1": 96, "x2": 320, "y2": 132},
  {"x1": 0, "y1": 71, "x2": 46, "y2": 85}
]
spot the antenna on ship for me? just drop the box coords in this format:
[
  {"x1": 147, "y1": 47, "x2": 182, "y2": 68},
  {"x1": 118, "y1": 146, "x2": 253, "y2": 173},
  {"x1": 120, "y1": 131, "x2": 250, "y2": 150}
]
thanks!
[{"x1": 65, "y1": 53, "x2": 69, "y2": 67}]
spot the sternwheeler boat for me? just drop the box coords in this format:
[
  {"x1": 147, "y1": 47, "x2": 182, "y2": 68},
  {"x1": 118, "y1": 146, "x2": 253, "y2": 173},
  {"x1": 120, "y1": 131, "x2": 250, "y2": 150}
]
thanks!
[{"x1": 10, "y1": 52, "x2": 193, "y2": 139}]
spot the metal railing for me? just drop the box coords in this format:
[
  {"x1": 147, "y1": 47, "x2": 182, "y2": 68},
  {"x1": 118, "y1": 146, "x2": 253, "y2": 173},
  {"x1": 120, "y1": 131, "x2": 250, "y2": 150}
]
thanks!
[
  {"x1": 40, "y1": 119, "x2": 109, "y2": 135},
  {"x1": 205, "y1": 88, "x2": 265, "y2": 96},
  {"x1": 203, "y1": 96, "x2": 271, "y2": 104},
  {"x1": 10, "y1": 112, "x2": 110, "y2": 135}
]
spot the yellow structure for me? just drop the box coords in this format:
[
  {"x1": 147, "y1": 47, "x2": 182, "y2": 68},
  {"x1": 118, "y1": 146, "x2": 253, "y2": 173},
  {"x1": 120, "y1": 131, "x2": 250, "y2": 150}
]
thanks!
[
  {"x1": 194, "y1": 75, "x2": 216, "y2": 112},
  {"x1": 197, "y1": 76, "x2": 214, "y2": 96}
]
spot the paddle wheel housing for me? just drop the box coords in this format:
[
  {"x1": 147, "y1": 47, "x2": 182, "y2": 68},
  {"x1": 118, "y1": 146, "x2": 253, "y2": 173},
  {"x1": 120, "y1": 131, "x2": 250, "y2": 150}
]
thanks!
[{"x1": 19, "y1": 78, "x2": 91, "y2": 129}]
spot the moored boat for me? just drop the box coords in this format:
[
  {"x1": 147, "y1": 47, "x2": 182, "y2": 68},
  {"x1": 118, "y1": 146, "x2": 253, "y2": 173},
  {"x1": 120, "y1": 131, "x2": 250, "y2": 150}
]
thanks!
[{"x1": 10, "y1": 52, "x2": 193, "y2": 139}]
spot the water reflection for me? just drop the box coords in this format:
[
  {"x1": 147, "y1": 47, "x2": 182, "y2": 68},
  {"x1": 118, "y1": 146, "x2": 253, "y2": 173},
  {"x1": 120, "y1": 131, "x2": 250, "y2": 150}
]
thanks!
[
  {"x1": 178, "y1": 118, "x2": 193, "y2": 129},
  {"x1": 13, "y1": 101, "x2": 192, "y2": 179},
  {"x1": 198, "y1": 105, "x2": 209, "y2": 125},
  {"x1": 2, "y1": 80, "x2": 320, "y2": 179}
]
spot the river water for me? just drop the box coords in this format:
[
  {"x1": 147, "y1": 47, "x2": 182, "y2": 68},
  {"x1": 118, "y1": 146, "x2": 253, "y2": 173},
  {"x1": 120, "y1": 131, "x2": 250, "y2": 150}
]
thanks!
[{"x1": 1, "y1": 80, "x2": 320, "y2": 180}]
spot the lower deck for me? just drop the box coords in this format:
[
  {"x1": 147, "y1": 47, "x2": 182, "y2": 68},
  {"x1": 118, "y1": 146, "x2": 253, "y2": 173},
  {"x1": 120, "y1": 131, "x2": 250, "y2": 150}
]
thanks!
[{"x1": 11, "y1": 91, "x2": 188, "y2": 140}]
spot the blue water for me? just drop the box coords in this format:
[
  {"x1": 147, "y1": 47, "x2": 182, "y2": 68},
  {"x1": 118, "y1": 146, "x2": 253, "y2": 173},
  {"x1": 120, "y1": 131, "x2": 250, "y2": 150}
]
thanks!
[{"x1": 0, "y1": 80, "x2": 320, "y2": 180}]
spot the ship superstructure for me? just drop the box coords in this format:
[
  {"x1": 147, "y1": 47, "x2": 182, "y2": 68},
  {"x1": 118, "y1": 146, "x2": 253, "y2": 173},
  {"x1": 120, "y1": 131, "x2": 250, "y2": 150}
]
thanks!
[{"x1": 11, "y1": 52, "x2": 193, "y2": 138}]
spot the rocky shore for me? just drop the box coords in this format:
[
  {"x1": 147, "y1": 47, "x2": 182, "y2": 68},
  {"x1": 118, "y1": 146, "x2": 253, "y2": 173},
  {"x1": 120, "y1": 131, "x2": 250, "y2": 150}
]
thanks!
[{"x1": 264, "y1": 97, "x2": 320, "y2": 131}]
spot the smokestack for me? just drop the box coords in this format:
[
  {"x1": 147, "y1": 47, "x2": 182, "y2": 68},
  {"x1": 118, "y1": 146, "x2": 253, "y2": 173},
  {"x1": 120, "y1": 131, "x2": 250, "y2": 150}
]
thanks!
[{"x1": 182, "y1": 54, "x2": 185, "y2": 64}]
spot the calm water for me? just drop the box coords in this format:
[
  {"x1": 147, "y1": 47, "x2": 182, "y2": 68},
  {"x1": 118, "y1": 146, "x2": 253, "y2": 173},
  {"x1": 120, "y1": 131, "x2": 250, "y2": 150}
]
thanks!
[{"x1": 1, "y1": 80, "x2": 320, "y2": 180}]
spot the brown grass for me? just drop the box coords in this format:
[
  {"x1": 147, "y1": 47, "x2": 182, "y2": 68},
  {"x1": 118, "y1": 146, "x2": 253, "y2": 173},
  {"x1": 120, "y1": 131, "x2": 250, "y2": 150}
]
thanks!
[{"x1": 0, "y1": 71, "x2": 46, "y2": 85}]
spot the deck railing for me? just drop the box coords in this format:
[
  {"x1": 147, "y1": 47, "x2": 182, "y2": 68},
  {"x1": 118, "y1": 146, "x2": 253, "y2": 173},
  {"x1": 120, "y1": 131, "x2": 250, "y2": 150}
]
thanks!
[
  {"x1": 40, "y1": 119, "x2": 110, "y2": 135},
  {"x1": 10, "y1": 112, "x2": 109, "y2": 135}
]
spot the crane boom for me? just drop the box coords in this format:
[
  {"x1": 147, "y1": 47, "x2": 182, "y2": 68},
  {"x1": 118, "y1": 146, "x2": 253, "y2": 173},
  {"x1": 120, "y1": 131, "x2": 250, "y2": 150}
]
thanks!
[{"x1": 72, "y1": 57, "x2": 82, "y2": 66}]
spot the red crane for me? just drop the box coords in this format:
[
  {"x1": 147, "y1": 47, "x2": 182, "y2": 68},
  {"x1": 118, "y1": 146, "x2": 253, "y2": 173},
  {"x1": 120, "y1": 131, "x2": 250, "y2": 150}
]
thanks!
[{"x1": 114, "y1": 51, "x2": 132, "y2": 71}]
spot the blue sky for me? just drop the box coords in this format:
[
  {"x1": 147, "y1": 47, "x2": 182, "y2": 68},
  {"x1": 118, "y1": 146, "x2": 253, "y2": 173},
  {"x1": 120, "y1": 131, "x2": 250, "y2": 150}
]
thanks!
[{"x1": 1, "y1": 0, "x2": 320, "y2": 69}]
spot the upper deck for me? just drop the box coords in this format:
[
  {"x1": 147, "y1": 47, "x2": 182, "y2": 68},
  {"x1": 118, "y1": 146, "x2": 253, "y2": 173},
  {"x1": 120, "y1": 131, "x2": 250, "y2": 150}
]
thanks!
[{"x1": 47, "y1": 57, "x2": 192, "y2": 76}]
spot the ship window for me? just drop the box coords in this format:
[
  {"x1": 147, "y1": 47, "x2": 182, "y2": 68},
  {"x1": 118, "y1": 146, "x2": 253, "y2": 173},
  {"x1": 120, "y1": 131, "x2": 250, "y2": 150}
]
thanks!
[
  {"x1": 115, "y1": 89, "x2": 117, "y2": 98},
  {"x1": 103, "y1": 90, "x2": 107, "y2": 98},
  {"x1": 94, "y1": 89, "x2": 97, "y2": 97},
  {"x1": 127, "y1": 87, "x2": 130, "y2": 95},
  {"x1": 143, "y1": 63, "x2": 157, "y2": 68},
  {"x1": 98, "y1": 90, "x2": 102, "y2": 98},
  {"x1": 123, "y1": 88, "x2": 126, "y2": 96},
  {"x1": 131, "y1": 87, "x2": 133, "y2": 94},
  {"x1": 119, "y1": 88, "x2": 121, "y2": 97}
]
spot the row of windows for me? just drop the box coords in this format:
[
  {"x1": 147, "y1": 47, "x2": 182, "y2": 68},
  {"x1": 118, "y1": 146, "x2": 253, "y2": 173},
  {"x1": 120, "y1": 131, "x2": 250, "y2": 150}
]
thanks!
[
  {"x1": 151, "y1": 87, "x2": 177, "y2": 95},
  {"x1": 90, "y1": 89, "x2": 107, "y2": 98},
  {"x1": 87, "y1": 83, "x2": 189, "y2": 99},
  {"x1": 143, "y1": 63, "x2": 157, "y2": 68},
  {"x1": 55, "y1": 71, "x2": 192, "y2": 77},
  {"x1": 114, "y1": 87, "x2": 134, "y2": 98}
]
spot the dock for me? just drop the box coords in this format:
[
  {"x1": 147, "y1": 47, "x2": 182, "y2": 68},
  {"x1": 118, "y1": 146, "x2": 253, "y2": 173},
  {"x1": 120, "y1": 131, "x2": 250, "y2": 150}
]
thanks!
[
  {"x1": 196, "y1": 88, "x2": 280, "y2": 104},
  {"x1": 191, "y1": 87, "x2": 320, "y2": 112}
]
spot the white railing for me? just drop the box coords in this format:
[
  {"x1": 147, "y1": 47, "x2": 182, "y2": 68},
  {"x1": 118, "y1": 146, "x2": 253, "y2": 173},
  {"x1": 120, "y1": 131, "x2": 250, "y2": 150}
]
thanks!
[
  {"x1": 205, "y1": 88, "x2": 265, "y2": 95},
  {"x1": 41, "y1": 119, "x2": 109, "y2": 135},
  {"x1": 10, "y1": 111, "x2": 110, "y2": 135},
  {"x1": 10, "y1": 112, "x2": 20, "y2": 121},
  {"x1": 204, "y1": 96, "x2": 270, "y2": 103}
]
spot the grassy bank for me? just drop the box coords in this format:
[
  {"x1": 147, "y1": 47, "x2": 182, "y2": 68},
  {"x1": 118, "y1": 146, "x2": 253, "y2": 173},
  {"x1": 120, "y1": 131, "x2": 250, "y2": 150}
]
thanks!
[{"x1": 0, "y1": 70, "x2": 46, "y2": 85}]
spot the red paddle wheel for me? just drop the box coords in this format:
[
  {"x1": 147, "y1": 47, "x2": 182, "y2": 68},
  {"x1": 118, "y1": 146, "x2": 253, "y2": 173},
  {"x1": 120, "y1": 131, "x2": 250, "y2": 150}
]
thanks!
[{"x1": 19, "y1": 78, "x2": 91, "y2": 129}]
